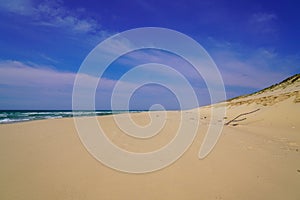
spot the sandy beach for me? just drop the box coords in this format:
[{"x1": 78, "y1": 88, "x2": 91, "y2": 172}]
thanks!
[{"x1": 0, "y1": 75, "x2": 299, "y2": 200}]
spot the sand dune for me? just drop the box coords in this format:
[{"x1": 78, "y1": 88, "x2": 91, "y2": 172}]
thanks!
[{"x1": 0, "y1": 74, "x2": 299, "y2": 199}]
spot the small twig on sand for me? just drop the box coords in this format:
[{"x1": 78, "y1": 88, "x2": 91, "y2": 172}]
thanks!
[{"x1": 225, "y1": 108, "x2": 260, "y2": 126}]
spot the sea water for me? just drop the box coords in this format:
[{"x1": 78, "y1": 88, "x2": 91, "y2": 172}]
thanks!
[{"x1": 0, "y1": 110, "x2": 142, "y2": 124}]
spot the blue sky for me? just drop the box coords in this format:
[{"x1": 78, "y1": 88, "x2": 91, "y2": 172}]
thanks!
[{"x1": 0, "y1": 0, "x2": 299, "y2": 110}]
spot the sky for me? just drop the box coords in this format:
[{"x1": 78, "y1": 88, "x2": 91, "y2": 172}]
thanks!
[{"x1": 0, "y1": 0, "x2": 299, "y2": 110}]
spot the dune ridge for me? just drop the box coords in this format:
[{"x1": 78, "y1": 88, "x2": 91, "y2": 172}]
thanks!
[{"x1": 228, "y1": 73, "x2": 300, "y2": 106}]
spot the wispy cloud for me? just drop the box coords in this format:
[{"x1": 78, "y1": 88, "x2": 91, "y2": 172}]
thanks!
[
  {"x1": 33, "y1": 1, "x2": 100, "y2": 34},
  {"x1": 0, "y1": 0, "x2": 113, "y2": 65},
  {"x1": 134, "y1": 0, "x2": 156, "y2": 12},
  {"x1": 91, "y1": 37, "x2": 216, "y2": 85},
  {"x1": 0, "y1": 60, "x2": 203, "y2": 109},
  {"x1": 38, "y1": 53, "x2": 60, "y2": 64},
  {"x1": 249, "y1": 12, "x2": 278, "y2": 34},
  {"x1": 0, "y1": 60, "x2": 74, "y2": 87},
  {"x1": 0, "y1": 60, "x2": 75, "y2": 109},
  {"x1": 0, "y1": 60, "x2": 115, "y2": 109},
  {"x1": 251, "y1": 13, "x2": 277, "y2": 23},
  {"x1": 0, "y1": 0, "x2": 106, "y2": 36},
  {"x1": 208, "y1": 38, "x2": 299, "y2": 92},
  {"x1": 0, "y1": 0, "x2": 33, "y2": 15}
]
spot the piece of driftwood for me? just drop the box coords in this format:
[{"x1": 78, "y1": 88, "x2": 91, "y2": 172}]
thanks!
[{"x1": 225, "y1": 108, "x2": 260, "y2": 126}]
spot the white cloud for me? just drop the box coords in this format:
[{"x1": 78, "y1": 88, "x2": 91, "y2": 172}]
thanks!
[
  {"x1": 0, "y1": 60, "x2": 101, "y2": 109},
  {"x1": 208, "y1": 40, "x2": 299, "y2": 90},
  {"x1": 34, "y1": 1, "x2": 100, "y2": 33},
  {"x1": 218, "y1": 58, "x2": 285, "y2": 88},
  {"x1": 0, "y1": 0, "x2": 103, "y2": 35},
  {"x1": 0, "y1": 60, "x2": 75, "y2": 87},
  {"x1": 33, "y1": 1, "x2": 100, "y2": 34},
  {"x1": 94, "y1": 37, "x2": 135, "y2": 58},
  {"x1": 249, "y1": 12, "x2": 278, "y2": 34},
  {"x1": 204, "y1": 36, "x2": 300, "y2": 91},
  {"x1": 0, "y1": 60, "x2": 202, "y2": 109},
  {"x1": 0, "y1": 61, "x2": 73, "y2": 109},
  {"x1": 0, "y1": 0, "x2": 33, "y2": 15},
  {"x1": 251, "y1": 13, "x2": 277, "y2": 23}
]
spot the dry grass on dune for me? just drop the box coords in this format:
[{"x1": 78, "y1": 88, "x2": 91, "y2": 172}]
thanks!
[{"x1": 227, "y1": 73, "x2": 300, "y2": 106}]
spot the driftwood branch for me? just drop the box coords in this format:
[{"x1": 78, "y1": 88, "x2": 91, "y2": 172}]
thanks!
[
  {"x1": 231, "y1": 118, "x2": 247, "y2": 122},
  {"x1": 225, "y1": 108, "x2": 260, "y2": 126}
]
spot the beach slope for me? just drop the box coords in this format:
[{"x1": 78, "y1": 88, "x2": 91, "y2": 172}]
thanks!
[{"x1": 0, "y1": 74, "x2": 299, "y2": 200}]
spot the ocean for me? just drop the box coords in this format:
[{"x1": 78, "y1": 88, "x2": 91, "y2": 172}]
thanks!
[{"x1": 0, "y1": 110, "x2": 143, "y2": 124}]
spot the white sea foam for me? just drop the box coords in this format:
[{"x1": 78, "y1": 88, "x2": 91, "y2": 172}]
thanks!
[
  {"x1": 0, "y1": 118, "x2": 30, "y2": 124},
  {"x1": 0, "y1": 110, "x2": 140, "y2": 124}
]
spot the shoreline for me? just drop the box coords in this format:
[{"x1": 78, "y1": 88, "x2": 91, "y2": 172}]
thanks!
[{"x1": 0, "y1": 110, "x2": 148, "y2": 125}]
